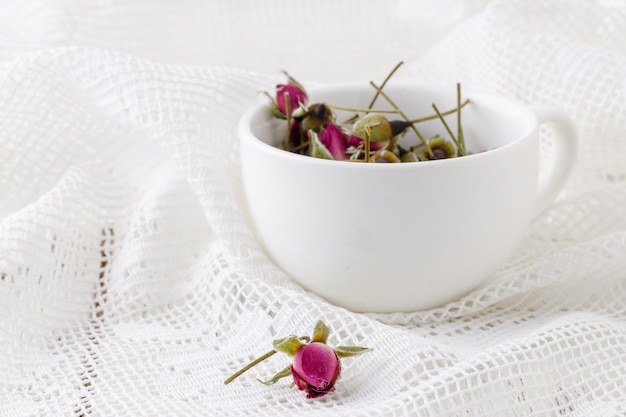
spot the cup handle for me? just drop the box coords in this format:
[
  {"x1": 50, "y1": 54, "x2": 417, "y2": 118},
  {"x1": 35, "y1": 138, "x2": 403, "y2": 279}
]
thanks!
[{"x1": 530, "y1": 104, "x2": 578, "y2": 218}]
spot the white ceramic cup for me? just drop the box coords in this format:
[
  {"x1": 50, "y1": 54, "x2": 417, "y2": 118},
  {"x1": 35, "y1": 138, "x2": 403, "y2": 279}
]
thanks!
[{"x1": 239, "y1": 82, "x2": 577, "y2": 313}]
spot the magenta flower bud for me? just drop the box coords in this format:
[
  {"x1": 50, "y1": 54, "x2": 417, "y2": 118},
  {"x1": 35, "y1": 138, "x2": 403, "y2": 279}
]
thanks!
[
  {"x1": 318, "y1": 124, "x2": 349, "y2": 160},
  {"x1": 290, "y1": 342, "x2": 341, "y2": 398},
  {"x1": 276, "y1": 84, "x2": 307, "y2": 116}
]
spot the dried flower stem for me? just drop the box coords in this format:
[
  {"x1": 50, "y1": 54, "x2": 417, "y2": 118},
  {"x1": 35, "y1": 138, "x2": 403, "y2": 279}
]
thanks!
[
  {"x1": 364, "y1": 126, "x2": 371, "y2": 162},
  {"x1": 367, "y1": 61, "x2": 404, "y2": 110},
  {"x1": 369, "y1": 81, "x2": 431, "y2": 154},
  {"x1": 283, "y1": 92, "x2": 292, "y2": 150},
  {"x1": 224, "y1": 350, "x2": 277, "y2": 385},
  {"x1": 327, "y1": 104, "x2": 400, "y2": 114},
  {"x1": 457, "y1": 83, "x2": 466, "y2": 154},
  {"x1": 408, "y1": 99, "x2": 469, "y2": 124},
  {"x1": 331, "y1": 101, "x2": 469, "y2": 122}
]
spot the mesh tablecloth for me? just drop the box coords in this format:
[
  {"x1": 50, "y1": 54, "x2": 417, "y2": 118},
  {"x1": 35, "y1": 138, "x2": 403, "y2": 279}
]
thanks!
[{"x1": 1, "y1": 1, "x2": 625, "y2": 416}]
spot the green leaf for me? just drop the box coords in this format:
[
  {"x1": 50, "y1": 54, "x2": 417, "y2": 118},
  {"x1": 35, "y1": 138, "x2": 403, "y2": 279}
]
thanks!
[
  {"x1": 334, "y1": 345, "x2": 372, "y2": 358},
  {"x1": 273, "y1": 336, "x2": 305, "y2": 356},
  {"x1": 311, "y1": 321, "x2": 330, "y2": 344},
  {"x1": 308, "y1": 130, "x2": 334, "y2": 160},
  {"x1": 257, "y1": 365, "x2": 292, "y2": 386}
]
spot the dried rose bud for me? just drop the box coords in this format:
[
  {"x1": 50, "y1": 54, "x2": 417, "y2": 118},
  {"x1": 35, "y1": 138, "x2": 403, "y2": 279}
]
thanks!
[
  {"x1": 369, "y1": 149, "x2": 401, "y2": 163},
  {"x1": 352, "y1": 114, "x2": 392, "y2": 146},
  {"x1": 313, "y1": 124, "x2": 350, "y2": 160},
  {"x1": 224, "y1": 320, "x2": 370, "y2": 400},
  {"x1": 419, "y1": 136, "x2": 457, "y2": 160},
  {"x1": 290, "y1": 342, "x2": 341, "y2": 399},
  {"x1": 276, "y1": 84, "x2": 307, "y2": 116},
  {"x1": 302, "y1": 103, "x2": 333, "y2": 132}
]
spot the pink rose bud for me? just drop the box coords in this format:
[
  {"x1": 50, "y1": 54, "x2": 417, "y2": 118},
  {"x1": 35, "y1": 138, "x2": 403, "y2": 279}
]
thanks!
[
  {"x1": 318, "y1": 124, "x2": 350, "y2": 160},
  {"x1": 276, "y1": 84, "x2": 307, "y2": 116},
  {"x1": 290, "y1": 342, "x2": 341, "y2": 398}
]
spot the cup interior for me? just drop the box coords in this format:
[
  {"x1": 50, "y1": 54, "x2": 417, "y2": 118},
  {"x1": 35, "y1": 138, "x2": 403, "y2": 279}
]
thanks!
[{"x1": 245, "y1": 82, "x2": 536, "y2": 161}]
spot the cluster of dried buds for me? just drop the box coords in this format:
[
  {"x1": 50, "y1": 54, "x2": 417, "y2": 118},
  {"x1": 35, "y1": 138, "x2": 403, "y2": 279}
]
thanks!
[
  {"x1": 224, "y1": 321, "x2": 370, "y2": 399},
  {"x1": 265, "y1": 66, "x2": 470, "y2": 163}
]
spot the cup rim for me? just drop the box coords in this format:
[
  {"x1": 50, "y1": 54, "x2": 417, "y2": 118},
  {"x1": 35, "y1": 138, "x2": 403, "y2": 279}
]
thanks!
[{"x1": 239, "y1": 81, "x2": 537, "y2": 169}]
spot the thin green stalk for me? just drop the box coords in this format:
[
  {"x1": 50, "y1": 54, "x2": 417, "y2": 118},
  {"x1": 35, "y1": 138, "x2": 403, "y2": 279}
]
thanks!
[
  {"x1": 364, "y1": 126, "x2": 371, "y2": 162},
  {"x1": 283, "y1": 92, "x2": 292, "y2": 150},
  {"x1": 369, "y1": 81, "x2": 431, "y2": 154},
  {"x1": 327, "y1": 104, "x2": 400, "y2": 114},
  {"x1": 456, "y1": 83, "x2": 466, "y2": 155},
  {"x1": 408, "y1": 99, "x2": 469, "y2": 124},
  {"x1": 224, "y1": 350, "x2": 277, "y2": 385},
  {"x1": 367, "y1": 61, "x2": 404, "y2": 109}
]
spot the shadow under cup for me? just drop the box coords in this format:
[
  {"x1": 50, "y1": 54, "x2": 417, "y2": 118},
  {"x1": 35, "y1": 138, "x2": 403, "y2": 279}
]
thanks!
[{"x1": 240, "y1": 83, "x2": 548, "y2": 313}]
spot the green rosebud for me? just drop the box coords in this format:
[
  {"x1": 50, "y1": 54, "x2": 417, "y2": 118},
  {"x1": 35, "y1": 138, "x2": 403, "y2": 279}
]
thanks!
[
  {"x1": 419, "y1": 136, "x2": 457, "y2": 160},
  {"x1": 352, "y1": 114, "x2": 392, "y2": 147}
]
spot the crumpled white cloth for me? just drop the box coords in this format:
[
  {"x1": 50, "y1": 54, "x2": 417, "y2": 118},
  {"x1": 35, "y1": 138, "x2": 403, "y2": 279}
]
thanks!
[{"x1": 1, "y1": 1, "x2": 625, "y2": 416}]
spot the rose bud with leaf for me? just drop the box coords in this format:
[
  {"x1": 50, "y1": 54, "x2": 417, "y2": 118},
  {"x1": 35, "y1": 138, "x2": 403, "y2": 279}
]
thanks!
[
  {"x1": 224, "y1": 321, "x2": 370, "y2": 399},
  {"x1": 267, "y1": 72, "x2": 308, "y2": 119}
]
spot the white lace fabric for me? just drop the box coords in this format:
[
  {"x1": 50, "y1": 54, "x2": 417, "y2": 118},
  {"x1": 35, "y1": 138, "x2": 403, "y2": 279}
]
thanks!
[{"x1": 1, "y1": 1, "x2": 625, "y2": 416}]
